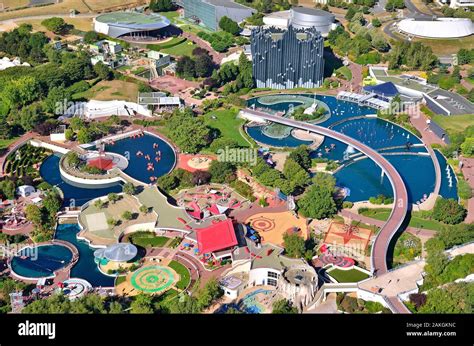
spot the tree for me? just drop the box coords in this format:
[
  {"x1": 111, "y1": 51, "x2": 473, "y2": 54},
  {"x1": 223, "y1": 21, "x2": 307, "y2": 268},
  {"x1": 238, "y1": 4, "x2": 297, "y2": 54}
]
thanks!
[
  {"x1": 283, "y1": 232, "x2": 305, "y2": 258},
  {"x1": 345, "y1": 6, "x2": 356, "y2": 20},
  {"x1": 149, "y1": 0, "x2": 174, "y2": 12},
  {"x1": 194, "y1": 53, "x2": 214, "y2": 78},
  {"x1": 139, "y1": 205, "x2": 149, "y2": 214},
  {"x1": 283, "y1": 158, "x2": 310, "y2": 192},
  {"x1": 298, "y1": 184, "x2": 337, "y2": 219},
  {"x1": 209, "y1": 161, "x2": 236, "y2": 183},
  {"x1": 192, "y1": 170, "x2": 212, "y2": 185},
  {"x1": 83, "y1": 31, "x2": 99, "y2": 44},
  {"x1": 77, "y1": 128, "x2": 92, "y2": 144},
  {"x1": 93, "y1": 61, "x2": 112, "y2": 81},
  {"x1": 130, "y1": 294, "x2": 154, "y2": 314},
  {"x1": 165, "y1": 108, "x2": 211, "y2": 153},
  {"x1": 371, "y1": 18, "x2": 381, "y2": 27},
  {"x1": 94, "y1": 199, "x2": 105, "y2": 209},
  {"x1": 41, "y1": 17, "x2": 68, "y2": 34},
  {"x1": 25, "y1": 204, "x2": 43, "y2": 228},
  {"x1": 122, "y1": 183, "x2": 136, "y2": 195},
  {"x1": 107, "y1": 193, "x2": 119, "y2": 204},
  {"x1": 43, "y1": 85, "x2": 72, "y2": 114},
  {"x1": 197, "y1": 279, "x2": 223, "y2": 310},
  {"x1": 219, "y1": 16, "x2": 240, "y2": 35},
  {"x1": 0, "y1": 180, "x2": 16, "y2": 200},
  {"x1": 418, "y1": 283, "x2": 472, "y2": 313},
  {"x1": 272, "y1": 299, "x2": 298, "y2": 314},
  {"x1": 122, "y1": 211, "x2": 133, "y2": 220},
  {"x1": 288, "y1": 145, "x2": 312, "y2": 170},
  {"x1": 432, "y1": 198, "x2": 466, "y2": 225},
  {"x1": 157, "y1": 174, "x2": 179, "y2": 192},
  {"x1": 176, "y1": 56, "x2": 195, "y2": 79},
  {"x1": 42, "y1": 189, "x2": 62, "y2": 218}
]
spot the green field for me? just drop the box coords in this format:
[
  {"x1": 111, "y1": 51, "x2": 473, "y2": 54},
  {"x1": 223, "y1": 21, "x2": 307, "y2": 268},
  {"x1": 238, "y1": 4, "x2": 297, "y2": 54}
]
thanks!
[
  {"x1": 432, "y1": 114, "x2": 474, "y2": 135},
  {"x1": 203, "y1": 108, "x2": 253, "y2": 148},
  {"x1": 328, "y1": 268, "x2": 369, "y2": 283},
  {"x1": 168, "y1": 260, "x2": 191, "y2": 290},
  {"x1": 359, "y1": 208, "x2": 447, "y2": 231},
  {"x1": 0, "y1": 137, "x2": 19, "y2": 150},
  {"x1": 161, "y1": 39, "x2": 197, "y2": 57},
  {"x1": 129, "y1": 233, "x2": 170, "y2": 247}
]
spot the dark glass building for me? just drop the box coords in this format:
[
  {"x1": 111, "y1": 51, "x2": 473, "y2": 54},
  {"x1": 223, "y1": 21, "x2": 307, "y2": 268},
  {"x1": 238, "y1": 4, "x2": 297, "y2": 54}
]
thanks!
[{"x1": 251, "y1": 25, "x2": 325, "y2": 89}]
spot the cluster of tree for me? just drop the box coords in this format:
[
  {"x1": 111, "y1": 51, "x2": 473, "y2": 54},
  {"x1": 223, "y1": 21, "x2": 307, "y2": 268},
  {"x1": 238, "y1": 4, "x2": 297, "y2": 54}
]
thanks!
[
  {"x1": 218, "y1": 16, "x2": 241, "y2": 36},
  {"x1": 427, "y1": 65, "x2": 462, "y2": 91},
  {"x1": 387, "y1": 41, "x2": 438, "y2": 71},
  {"x1": 0, "y1": 24, "x2": 48, "y2": 64},
  {"x1": 164, "y1": 108, "x2": 211, "y2": 153},
  {"x1": 41, "y1": 17, "x2": 70, "y2": 35},
  {"x1": 272, "y1": 299, "x2": 298, "y2": 313},
  {"x1": 130, "y1": 279, "x2": 223, "y2": 314},
  {"x1": 457, "y1": 48, "x2": 474, "y2": 65},
  {"x1": 197, "y1": 31, "x2": 235, "y2": 53},
  {"x1": 336, "y1": 294, "x2": 391, "y2": 313},
  {"x1": 0, "y1": 179, "x2": 16, "y2": 200},
  {"x1": 441, "y1": 5, "x2": 474, "y2": 21},
  {"x1": 204, "y1": 54, "x2": 254, "y2": 94},
  {"x1": 176, "y1": 48, "x2": 215, "y2": 80},
  {"x1": 432, "y1": 197, "x2": 466, "y2": 225},
  {"x1": 326, "y1": 25, "x2": 383, "y2": 65},
  {"x1": 422, "y1": 225, "x2": 473, "y2": 290},
  {"x1": 385, "y1": 0, "x2": 405, "y2": 11},
  {"x1": 0, "y1": 48, "x2": 109, "y2": 139},
  {"x1": 25, "y1": 188, "x2": 62, "y2": 242},
  {"x1": 65, "y1": 116, "x2": 118, "y2": 144},
  {"x1": 235, "y1": 0, "x2": 291, "y2": 13},
  {"x1": 329, "y1": 0, "x2": 375, "y2": 9},
  {"x1": 282, "y1": 232, "x2": 315, "y2": 260},
  {"x1": 149, "y1": 0, "x2": 175, "y2": 12},
  {"x1": 297, "y1": 172, "x2": 338, "y2": 219},
  {"x1": 0, "y1": 278, "x2": 30, "y2": 313},
  {"x1": 409, "y1": 282, "x2": 473, "y2": 313}
]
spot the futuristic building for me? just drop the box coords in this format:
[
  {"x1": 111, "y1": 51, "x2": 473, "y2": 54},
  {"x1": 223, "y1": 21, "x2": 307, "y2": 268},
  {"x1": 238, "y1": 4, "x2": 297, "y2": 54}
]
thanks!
[
  {"x1": 94, "y1": 12, "x2": 171, "y2": 38},
  {"x1": 178, "y1": 0, "x2": 255, "y2": 31},
  {"x1": 397, "y1": 17, "x2": 474, "y2": 39},
  {"x1": 251, "y1": 25, "x2": 325, "y2": 89},
  {"x1": 263, "y1": 7, "x2": 337, "y2": 36}
]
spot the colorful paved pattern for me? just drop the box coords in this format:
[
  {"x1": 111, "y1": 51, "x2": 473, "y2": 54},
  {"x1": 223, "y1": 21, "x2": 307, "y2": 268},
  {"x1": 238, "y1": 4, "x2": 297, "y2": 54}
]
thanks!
[
  {"x1": 320, "y1": 254, "x2": 355, "y2": 268},
  {"x1": 130, "y1": 266, "x2": 176, "y2": 293}
]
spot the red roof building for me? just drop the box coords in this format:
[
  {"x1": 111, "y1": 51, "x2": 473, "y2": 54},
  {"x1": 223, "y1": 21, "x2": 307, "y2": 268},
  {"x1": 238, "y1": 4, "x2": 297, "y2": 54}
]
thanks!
[
  {"x1": 87, "y1": 156, "x2": 115, "y2": 171},
  {"x1": 196, "y1": 219, "x2": 238, "y2": 254}
]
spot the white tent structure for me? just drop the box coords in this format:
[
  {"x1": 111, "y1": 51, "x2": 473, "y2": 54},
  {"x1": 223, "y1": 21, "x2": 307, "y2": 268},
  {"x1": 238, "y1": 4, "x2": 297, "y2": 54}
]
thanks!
[
  {"x1": 0, "y1": 57, "x2": 30, "y2": 71},
  {"x1": 63, "y1": 100, "x2": 152, "y2": 119},
  {"x1": 16, "y1": 185, "x2": 35, "y2": 197},
  {"x1": 398, "y1": 18, "x2": 474, "y2": 39}
]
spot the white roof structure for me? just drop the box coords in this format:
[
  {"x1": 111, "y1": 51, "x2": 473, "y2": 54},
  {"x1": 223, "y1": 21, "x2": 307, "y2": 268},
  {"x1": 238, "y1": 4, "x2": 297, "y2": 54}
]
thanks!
[
  {"x1": 398, "y1": 18, "x2": 474, "y2": 38},
  {"x1": 63, "y1": 100, "x2": 152, "y2": 119},
  {"x1": 16, "y1": 185, "x2": 35, "y2": 197},
  {"x1": 94, "y1": 243, "x2": 138, "y2": 262},
  {"x1": 0, "y1": 57, "x2": 30, "y2": 71}
]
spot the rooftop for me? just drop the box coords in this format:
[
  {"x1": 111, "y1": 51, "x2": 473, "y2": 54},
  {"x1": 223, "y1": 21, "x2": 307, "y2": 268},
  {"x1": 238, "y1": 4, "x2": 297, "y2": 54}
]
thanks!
[
  {"x1": 95, "y1": 12, "x2": 170, "y2": 27},
  {"x1": 196, "y1": 218, "x2": 238, "y2": 254},
  {"x1": 204, "y1": 0, "x2": 255, "y2": 10}
]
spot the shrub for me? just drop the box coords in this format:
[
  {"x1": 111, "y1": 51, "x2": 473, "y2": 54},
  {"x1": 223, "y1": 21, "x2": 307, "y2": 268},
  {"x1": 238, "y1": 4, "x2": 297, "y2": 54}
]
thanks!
[{"x1": 432, "y1": 198, "x2": 467, "y2": 224}]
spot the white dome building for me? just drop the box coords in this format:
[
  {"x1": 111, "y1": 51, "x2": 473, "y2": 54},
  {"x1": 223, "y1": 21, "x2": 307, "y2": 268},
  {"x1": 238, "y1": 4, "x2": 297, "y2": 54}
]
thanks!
[{"x1": 398, "y1": 17, "x2": 474, "y2": 39}]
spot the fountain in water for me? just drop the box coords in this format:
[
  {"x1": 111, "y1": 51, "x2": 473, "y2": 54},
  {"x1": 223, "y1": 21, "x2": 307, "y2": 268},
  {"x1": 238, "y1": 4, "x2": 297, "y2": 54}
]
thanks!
[{"x1": 343, "y1": 145, "x2": 355, "y2": 161}]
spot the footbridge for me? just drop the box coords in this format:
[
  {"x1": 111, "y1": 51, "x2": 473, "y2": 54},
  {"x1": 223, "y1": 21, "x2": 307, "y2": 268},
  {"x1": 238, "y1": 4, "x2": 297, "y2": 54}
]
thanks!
[{"x1": 239, "y1": 108, "x2": 409, "y2": 276}]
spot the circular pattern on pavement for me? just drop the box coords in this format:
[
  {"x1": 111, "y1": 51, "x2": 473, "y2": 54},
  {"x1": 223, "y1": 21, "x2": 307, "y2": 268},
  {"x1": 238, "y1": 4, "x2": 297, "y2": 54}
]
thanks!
[
  {"x1": 131, "y1": 266, "x2": 176, "y2": 293},
  {"x1": 320, "y1": 254, "x2": 355, "y2": 268},
  {"x1": 250, "y1": 217, "x2": 276, "y2": 232}
]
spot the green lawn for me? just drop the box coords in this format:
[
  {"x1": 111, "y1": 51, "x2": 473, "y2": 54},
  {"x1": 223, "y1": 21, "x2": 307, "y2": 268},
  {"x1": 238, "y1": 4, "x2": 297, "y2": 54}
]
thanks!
[
  {"x1": 328, "y1": 268, "x2": 369, "y2": 283},
  {"x1": 0, "y1": 137, "x2": 19, "y2": 150},
  {"x1": 359, "y1": 208, "x2": 447, "y2": 231},
  {"x1": 203, "y1": 108, "x2": 253, "y2": 148},
  {"x1": 161, "y1": 39, "x2": 197, "y2": 57},
  {"x1": 336, "y1": 66, "x2": 352, "y2": 81},
  {"x1": 168, "y1": 260, "x2": 191, "y2": 290},
  {"x1": 129, "y1": 233, "x2": 170, "y2": 247},
  {"x1": 432, "y1": 114, "x2": 474, "y2": 135},
  {"x1": 158, "y1": 11, "x2": 180, "y2": 22}
]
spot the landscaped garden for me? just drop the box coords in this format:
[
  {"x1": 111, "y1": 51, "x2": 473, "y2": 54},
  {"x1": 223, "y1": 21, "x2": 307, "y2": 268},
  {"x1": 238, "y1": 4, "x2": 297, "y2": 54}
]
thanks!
[
  {"x1": 4, "y1": 144, "x2": 50, "y2": 179},
  {"x1": 168, "y1": 260, "x2": 191, "y2": 290},
  {"x1": 392, "y1": 232, "x2": 422, "y2": 267},
  {"x1": 128, "y1": 231, "x2": 171, "y2": 248}
]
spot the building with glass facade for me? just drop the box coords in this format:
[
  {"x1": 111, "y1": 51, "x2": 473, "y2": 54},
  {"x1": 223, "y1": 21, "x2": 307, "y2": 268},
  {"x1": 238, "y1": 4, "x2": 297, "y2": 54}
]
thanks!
[
  {"x1": 179, "y1": 0, "x2": 255, "y2": 31},
  {"x1": 251, "y1": 25, "x2": 325, "y2": 89}
]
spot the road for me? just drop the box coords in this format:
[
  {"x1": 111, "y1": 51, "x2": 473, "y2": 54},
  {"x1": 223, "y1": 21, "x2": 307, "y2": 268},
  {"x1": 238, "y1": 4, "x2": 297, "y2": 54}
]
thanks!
[{"x1": 241, "y1": 108, "x2": 409, "y2": 276}]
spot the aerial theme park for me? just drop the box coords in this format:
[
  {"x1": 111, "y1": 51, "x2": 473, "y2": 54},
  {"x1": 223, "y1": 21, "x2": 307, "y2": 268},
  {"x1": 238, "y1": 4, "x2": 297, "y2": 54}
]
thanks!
[{"x1": 0, "y1": 0, "x2": 472, "y2": 344}]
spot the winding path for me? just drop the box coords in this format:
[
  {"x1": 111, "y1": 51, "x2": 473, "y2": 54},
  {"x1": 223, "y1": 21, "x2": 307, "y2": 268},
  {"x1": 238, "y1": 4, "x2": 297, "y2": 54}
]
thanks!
[{"x1": 240, "y1": 108, "x2": 409, "y2": 276}]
